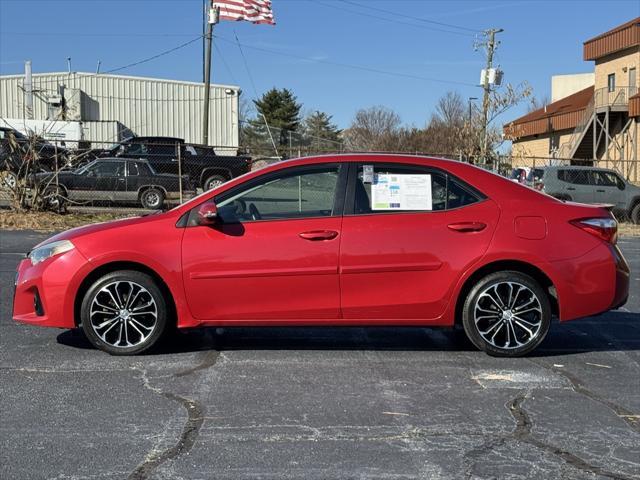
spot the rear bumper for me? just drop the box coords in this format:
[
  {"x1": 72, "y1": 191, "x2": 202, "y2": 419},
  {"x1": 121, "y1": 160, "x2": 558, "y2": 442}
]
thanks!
[
  {"x1": 553, "y1": 242, "x2": 630, "y2": 322},
  {"x1": 609, "y1": 244, "x2": 630, "y2": 310}
]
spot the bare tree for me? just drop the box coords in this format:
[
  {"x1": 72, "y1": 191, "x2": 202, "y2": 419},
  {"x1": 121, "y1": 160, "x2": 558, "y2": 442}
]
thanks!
[
  {"x1": 344, "y1": 106, "x2": 402, "y2": 151},
  {"x1": 526, "y1": 94, "x2": 550, "y2": 113},
  {"x1": 433, "y1": 91, "x2": 465, "y2": 127}
]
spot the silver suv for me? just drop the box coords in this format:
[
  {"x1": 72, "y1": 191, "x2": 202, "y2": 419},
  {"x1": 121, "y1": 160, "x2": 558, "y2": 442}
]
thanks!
[{"x1": 532, "y1": 166, "x2": 640, "y2": 224}]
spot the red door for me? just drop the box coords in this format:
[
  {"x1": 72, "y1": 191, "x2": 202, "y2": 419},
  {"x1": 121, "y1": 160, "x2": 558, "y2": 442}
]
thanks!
[
  {"x1": 339, "y1": 164, "x2": 500, "y2": 322},
  {"x1": 181, "y1": 165, "x2": 344, "y2": 321}
]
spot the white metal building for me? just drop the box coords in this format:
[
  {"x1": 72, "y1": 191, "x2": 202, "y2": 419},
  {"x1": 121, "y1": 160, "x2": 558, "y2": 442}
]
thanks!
[{"x1": 0, "y1": 72, "x2": 240, "y2": 153}]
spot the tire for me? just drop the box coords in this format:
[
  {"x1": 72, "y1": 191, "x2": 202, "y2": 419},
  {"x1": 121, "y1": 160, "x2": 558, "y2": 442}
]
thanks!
[
  {"x1": 80, "y1": 270, "x2": 168, "y2": 355},
  {"x1": 631, "y1": 203, "x2": 640, "y2": 225},
  {"x1": 462, "y1": 271, "x2": 551, "y2": 357},
  {"x1": 42, "y1": 185, "x2": 66, "y2": 210},
  {"x1": 140, "y1": 188, "x2": 165, "y2": 209},
  {"x1": 203, "y1": 174, "x2": 227, "y2": 191},
  {"x1": 1, "y1": 171, "x2": 17, "y2": 190}
]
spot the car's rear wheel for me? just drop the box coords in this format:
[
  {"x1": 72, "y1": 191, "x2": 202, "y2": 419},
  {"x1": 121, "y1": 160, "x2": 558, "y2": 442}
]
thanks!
[
  {"x1": 631, "y1": 203, "x2": 640, "y2": 225},
  {"x1": 203, "y1": 174, "x2": 227, "y2": 191},
  {"x1": 81, "y1": 270, "x2": 168, "y2": 355},
  {"x1": 1, "y1": 171, "x2": 17, "y2": 190},
  {"x1": 140, "y1": 188, "x2": 164, "y2": 209},
  {"x1": 462, "y1": 271, "x2": 551, "y2": 357}
]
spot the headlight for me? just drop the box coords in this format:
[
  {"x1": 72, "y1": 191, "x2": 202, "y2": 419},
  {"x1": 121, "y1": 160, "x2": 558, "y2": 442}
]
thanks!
[{"x1": 29, "y1": 240, "x2": 75, "y2": 265}]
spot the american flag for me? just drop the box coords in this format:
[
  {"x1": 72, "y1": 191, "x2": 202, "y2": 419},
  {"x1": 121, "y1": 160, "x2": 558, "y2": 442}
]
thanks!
[{"x1": 213, "y1": 0, "x2": 275, "y2": 25}]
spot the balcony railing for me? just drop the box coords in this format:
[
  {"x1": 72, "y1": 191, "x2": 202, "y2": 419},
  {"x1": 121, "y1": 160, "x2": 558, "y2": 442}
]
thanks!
[{"x1": 594, "y1": 86, "x2": 638, "y2": 109}]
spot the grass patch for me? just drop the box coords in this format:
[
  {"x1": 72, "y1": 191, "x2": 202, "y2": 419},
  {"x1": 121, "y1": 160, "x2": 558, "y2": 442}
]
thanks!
[{"x1": 0, "y1": 210, "x2": 134, "y2": 232}]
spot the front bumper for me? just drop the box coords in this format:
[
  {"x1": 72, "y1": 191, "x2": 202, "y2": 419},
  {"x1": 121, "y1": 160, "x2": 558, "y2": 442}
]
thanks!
[{"x1": 13, "y1": 248, "x2": 90, "y2": 328}]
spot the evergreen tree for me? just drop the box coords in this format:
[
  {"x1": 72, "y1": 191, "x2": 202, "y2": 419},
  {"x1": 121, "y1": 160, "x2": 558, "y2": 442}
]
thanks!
[
  {"x1": 243, "y1": 88, "x2": 302, "y2": 154},
  {"x1": 303, "y1": 110, "x2": 342, "y2": 153}
]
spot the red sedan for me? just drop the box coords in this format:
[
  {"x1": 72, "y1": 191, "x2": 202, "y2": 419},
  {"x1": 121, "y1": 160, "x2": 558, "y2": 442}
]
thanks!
[{"x1": 13, "y1": 155, "x2": 630, "y2": 356}]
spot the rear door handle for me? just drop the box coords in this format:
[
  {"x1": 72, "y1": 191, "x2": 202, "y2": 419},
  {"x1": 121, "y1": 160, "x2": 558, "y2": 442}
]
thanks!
[
  {"x1": 299, "y1": 230, "x2": 339, "y2": 241},
  {"x1": 447, "y1": 222, "x2": 487, "y2": 233},
  {"x1": 567, "y1": 187, "x2": 576, "y2": 191},
  {"x1": 596, "y1": 189, "x2": 605, "y2": 193}
]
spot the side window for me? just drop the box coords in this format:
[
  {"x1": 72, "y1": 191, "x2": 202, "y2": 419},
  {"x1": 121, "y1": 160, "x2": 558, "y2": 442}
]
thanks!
[
  {"x1": 148, "y1": 143, "x2": 176, "y2": 159},
  {"x1": 89, "y1": 162, "x2": 125, "y2": 177},
  {"x1": 217, "y1": 167, "x2": 340, "y2": 222},
  {"x1": 558, "y1": 169, "x2": 591, "y2": 185},
  {"x1": 123, "y1": 143, "x2": 148, "y2": 156},
  {"x1": 136, "y1": 161, "x2": 152, "y2": 176},
  {"x1": 593, "y1": 171, "x2": 617, "y2": 187},
  {"x1": 354, "y1": 165, "x2": 478, "y2": 214},
  {"x1": 128, "y1": 161, "x2": 140, "y2": 176}
]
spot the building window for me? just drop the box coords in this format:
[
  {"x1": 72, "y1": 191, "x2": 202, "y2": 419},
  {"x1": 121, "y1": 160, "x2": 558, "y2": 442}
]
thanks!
[
  {"x1": 629, "y1": 68, "x2": 637, "y2": 91},
  {"x1": 607, "y1": 73, "x2": 615, "y2": 92}
]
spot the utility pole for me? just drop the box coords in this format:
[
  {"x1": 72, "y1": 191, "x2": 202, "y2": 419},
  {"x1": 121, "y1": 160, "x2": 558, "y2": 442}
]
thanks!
[
  {"x1": 478, "y1": 28, "x2": 503, "y2": 164},
  {"x1": 467, "y1": 97, "x2": 477, "y2": 124},
  {"x1": 202, "y1": 1, "x2": 218, "y2": 145}
]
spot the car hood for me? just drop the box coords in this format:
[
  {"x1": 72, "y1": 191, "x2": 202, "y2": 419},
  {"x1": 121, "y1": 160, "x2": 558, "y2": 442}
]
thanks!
[{"x1": 33, "y1": 212, "x2": 169, "y2": 249}]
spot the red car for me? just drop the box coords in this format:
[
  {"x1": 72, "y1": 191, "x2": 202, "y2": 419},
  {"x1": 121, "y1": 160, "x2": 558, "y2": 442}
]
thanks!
[{"x1": 13, "y1": 155, "x2": 630, "y2": 357}]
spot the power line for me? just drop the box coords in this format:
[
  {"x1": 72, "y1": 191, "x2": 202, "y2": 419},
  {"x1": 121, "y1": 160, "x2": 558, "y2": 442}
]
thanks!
[
  {"x1": 1, "y1": 31, "x2": 198, "y2": 37},
  {"x1": 339, "y1": 0, "x2": 480, "y2": 33},
  {"x1": 103, "y1": 36, "x2": 202, "y2": 74},
  {"x1": 214, "y1": 35, "x2": 478, "y2": 88},
  {"x1": 315, "y1": 0, "x2": 475, "y2": 37}
]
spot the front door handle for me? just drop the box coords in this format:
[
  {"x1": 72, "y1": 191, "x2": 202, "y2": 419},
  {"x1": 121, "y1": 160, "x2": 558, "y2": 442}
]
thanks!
[
  {"x1": 447, "y1": 222, "x2": 487, "y2": 233},
  {"x1": 299, "y1": 230, "x2": 339, "y2": 241},
  {"x1": 596, "y1": 189, "x2": 605, "y2": 193},
  {"x1": 567, "y1": 187, "x2": 576, "y2": 191}
]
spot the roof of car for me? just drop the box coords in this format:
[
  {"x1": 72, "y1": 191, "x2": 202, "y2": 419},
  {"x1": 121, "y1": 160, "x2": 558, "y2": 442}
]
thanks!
[
  {"x1": 542, "y1": 165, "x2": 618, "y2": 172},
  {"x1": 95, "y1": 157, "x2": 150, "y2": 163}
]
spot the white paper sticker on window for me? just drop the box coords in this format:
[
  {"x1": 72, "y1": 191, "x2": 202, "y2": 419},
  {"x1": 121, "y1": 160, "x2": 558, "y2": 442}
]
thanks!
[{"x1": 371, "y1": 174, "x2": 432, "y2": 210}]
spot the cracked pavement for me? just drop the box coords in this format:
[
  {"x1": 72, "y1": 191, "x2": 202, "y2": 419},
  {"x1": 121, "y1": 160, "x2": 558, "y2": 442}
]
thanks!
[{"x1": 1, "y1": 230, "x2": 639, "y2": 479}]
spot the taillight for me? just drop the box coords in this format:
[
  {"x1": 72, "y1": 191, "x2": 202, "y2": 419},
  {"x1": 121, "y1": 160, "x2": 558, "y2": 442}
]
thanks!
[{"x1": 570, "y1": 217, "x2": 617, "y2": 244}]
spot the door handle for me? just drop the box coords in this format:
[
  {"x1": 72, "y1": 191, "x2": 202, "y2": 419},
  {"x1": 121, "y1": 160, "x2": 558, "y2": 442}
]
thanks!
[
  {"x1": 118, "y1": 178, "x2": 125, "y2": 182},
  {"x1": 299, "y1": 230, "x2": 339, "y2": 241},
  {"x1": 447, "y1": 222, "x2": 486, "y2": 233},
  {"x1": 596, "y1": 189, "x2": 605, "y2": 193},
  {"x1": 567, "y1": 187, "x2": 576, "y2": 191}
]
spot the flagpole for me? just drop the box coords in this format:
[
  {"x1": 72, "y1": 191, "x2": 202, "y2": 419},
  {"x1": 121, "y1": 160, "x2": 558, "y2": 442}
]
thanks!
[{"x1": 202, "y1": 2, "x2": 218, "y2": 146}]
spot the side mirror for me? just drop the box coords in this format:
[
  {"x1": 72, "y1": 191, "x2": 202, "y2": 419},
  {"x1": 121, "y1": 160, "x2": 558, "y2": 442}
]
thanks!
[{"x1": 197, "y1": 201, "x2": 218, "y2": 225}]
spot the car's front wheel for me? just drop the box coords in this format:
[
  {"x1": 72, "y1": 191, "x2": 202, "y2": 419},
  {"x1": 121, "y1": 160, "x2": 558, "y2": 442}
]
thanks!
[
  {"x1": 80, "y1": 270, "x2": 168, "y2": 355},
  {"x1": 462, "y1": 271, "x2": 551, "y2": 357},
  {"x1": 140, "y1": 188, "x2": 165, "y2": 209}
]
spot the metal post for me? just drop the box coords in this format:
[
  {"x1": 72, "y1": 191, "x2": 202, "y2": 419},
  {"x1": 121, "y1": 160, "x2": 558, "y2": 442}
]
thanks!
[
  {"x1": 177, "y1": 143, "x2": 183, "y2": 203},
  {"x1": 202, "y1": 2, "x2": 218, "y2": 145},
  {"x1": 24, "y1": 60, "x2": 33, "y2": 120}
]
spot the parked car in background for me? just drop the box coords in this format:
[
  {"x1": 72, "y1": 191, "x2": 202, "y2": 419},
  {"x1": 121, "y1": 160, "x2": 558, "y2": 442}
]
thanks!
[
  {"x1": 509, "y1": 167, "x2": 530, "y2": 184},
  {"x1": 84, "y1": 136, "x2": 252, "y2": 191},
  {"x1": 14, "y1": 154, "x2": 629, "y2": 357},
  {"x1": 532, "y1": 166, "x2": 640, "y2": 223},
  {"x1": 1, "y1": 126, "x2": 68, "y2": 188},
  {"x1": 34, "y1": 158, "x2": 194, "y2": 210}
]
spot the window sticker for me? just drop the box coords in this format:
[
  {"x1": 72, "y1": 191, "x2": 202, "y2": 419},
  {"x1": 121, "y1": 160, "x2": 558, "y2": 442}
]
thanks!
[{"x1": 371, "y1": 174, "x2": 432, "y2": 210}]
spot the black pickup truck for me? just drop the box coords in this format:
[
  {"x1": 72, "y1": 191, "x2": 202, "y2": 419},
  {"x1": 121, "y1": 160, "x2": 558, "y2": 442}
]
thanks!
[{"x1": 86, "y1": 136, "x2": 252, "y2": 190}]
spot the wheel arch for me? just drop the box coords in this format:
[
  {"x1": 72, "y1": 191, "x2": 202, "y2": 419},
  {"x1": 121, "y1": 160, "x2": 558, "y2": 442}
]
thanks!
[
  {"x1": 74, "y1": 261, "x2": 177, "y2": 327},
  {"x1": 453, "y1": 259, "x2": 559, "y2": 326},
  {"x1": 137, "y1": 184, "x2": 167, "y2": 198},
  {"x1": 199, "y1": 167, "x2": 231, "y2": 185}
]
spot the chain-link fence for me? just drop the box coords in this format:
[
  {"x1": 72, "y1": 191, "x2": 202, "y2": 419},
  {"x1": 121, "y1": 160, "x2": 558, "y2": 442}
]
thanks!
[{"x1": 1, "y1": 132, "x2": 639, "y2": 216}]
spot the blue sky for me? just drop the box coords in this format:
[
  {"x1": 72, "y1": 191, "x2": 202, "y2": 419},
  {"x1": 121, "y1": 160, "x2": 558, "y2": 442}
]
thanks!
[{"x1": 0, "y1": 0, "x2": 638, "y2": 131}]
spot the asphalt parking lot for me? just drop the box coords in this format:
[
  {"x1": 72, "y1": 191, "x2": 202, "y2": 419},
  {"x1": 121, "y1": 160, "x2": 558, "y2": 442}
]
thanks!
[{"x1": 1, "y1": 230, "x2": 639, "y2": 480}]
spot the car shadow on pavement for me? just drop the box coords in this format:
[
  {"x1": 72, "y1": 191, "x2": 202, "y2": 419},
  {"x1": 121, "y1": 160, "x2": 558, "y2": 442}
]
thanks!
[{"x1": 56, "y1": 310, "x2": 639, "y2": 356}]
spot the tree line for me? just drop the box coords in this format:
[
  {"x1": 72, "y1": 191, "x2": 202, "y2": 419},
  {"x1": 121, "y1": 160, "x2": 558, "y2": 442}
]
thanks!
[{"x1": 241, "y1": 83, "x2": 532, "y2": 162}]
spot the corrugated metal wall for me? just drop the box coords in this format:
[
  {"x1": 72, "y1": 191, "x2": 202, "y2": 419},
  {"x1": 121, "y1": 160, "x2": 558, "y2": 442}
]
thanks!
[{"x1": 0, "y1": 72, "x2": 239, "y2": 152}]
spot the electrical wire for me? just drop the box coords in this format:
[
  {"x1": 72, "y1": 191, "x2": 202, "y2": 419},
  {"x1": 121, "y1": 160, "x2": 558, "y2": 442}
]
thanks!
[
  {"x1": 315, "y1": 0, "x2": 475, "y2": 37},
  {"x1": 214, "y1": 35, "x2": 478, "y2": 88},
  {"x1": 339, "y1": 0, "x2": 480, "y2": 33}
]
